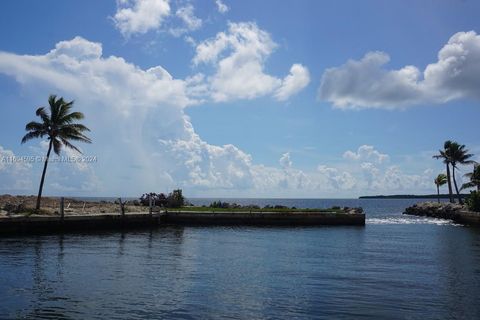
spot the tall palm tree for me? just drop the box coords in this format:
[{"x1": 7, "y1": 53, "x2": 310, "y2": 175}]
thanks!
[
  {"x1": 433, "y1": 141, "x2": 454, "y2": 203},
  {"x1": 21, "y1": 95, "x2": 91, "y2": 210},
  {"x1": 461, "y1": 164, "x2": 480, "y2": 192},
  {"x1": 434, "y1": 173, "x2": 448, "y2": 203},
  {"x1": 446, "y1": 142, "x2": 475, "y2": 205}
]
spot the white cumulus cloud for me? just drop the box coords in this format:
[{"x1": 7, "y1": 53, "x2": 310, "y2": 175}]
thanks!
[
  {"x1": 343, "y1": 145, "x2": 389, "y2": 164},
  {"x1": 215, "y1": 0, "x2": 229, "y2": 14},
  {"x1": 0, "y1": 145, "x2": 32, "y2": 192},
  {"x1": 274, "y1": 64, "x2": 310, "y2": 101},
  {"x1": 279, "y1": 152, "x2": 293, "y2": 169},
  {"x1": 319, "y1": 31, "x2": 480, "y2": 109},
  {"x1": 177, "y1": 4, "x2": 201, "y2": 30},
  {"x1": 113, "y1": 0, "x2": 171, "y2": 37},
  {"x1": 169, "y1": 4, "x2": 202, "y2": 37},
  {"x1": 317, "y1": 165, "x2": 356, "y2": 190},
  {"x1": 193, "y1": 22, "x2": 309, "y2": 102}
]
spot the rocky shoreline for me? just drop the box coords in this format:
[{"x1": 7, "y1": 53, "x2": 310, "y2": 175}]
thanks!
[{"x1": 403, "y1": 202, "x2": 480, "y2": 226}]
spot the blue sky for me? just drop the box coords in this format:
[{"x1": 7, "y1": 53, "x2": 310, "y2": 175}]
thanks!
[{"x1": 0, "y1": 0, "x2": 479, "y2": 198}]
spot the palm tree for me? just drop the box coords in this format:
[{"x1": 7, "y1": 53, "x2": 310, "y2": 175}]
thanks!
[
  {"x1": 433, "y1": 141, "x2": 454, "y2": 203},
  {"x1": 461, "y1": 164, "x2": 480, "y2": 192},
  {"x1": 434, "y1": 173, "x2": 448, "y2": 203},
  {"x1": 447, "y1": 142, "x2": 475, "y2": 204},
  {"x1": 21, "y1": 95, "x2": 91, "y2": 210}
]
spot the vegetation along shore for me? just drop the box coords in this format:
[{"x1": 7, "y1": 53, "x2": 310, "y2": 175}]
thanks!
[
  {"x1": 403, "y1": 141, "x2": 480, "y2": 226},
  {"x1": 0, "y1": 191, "x2": 365, "y2": 235}
]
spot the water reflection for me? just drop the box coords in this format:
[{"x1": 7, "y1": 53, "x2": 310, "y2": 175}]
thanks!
[
  {"x1": 56, "y1": 234, "x2": 64, "y2": 278},
  {"x1": 0, "y1": 209, "x2": 479, "y2": 319},
  {"x1": 28, "y1": 237, "x2": 70, "y2": 320},
  {"x1": 440, "y1": 228, "x2": 480, "y2": 318},
  {"x1": 118, "y1": 231, "x2": 126, "y2": 256}
]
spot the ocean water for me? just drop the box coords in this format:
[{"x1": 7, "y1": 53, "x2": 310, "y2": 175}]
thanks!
[{"x1": 1, "y1": 198, "x2": 479, "y2": 319}]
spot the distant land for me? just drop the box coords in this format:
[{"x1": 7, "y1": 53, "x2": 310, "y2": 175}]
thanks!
[{"x1": 359, "y1": 194, "x2": 470, "y2": 199}]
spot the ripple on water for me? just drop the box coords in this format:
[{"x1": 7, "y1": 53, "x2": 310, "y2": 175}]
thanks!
[{"x1": 367, "y1": 216, "x2": 463, "y2": 226}]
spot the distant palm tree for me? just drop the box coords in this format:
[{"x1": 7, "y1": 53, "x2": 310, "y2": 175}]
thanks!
[
  {"x1": 446, "y1": 142, "x2": 475, "y2": 205},
  {"x1": 433, "y1": 141, "x2": 454, "y2": 203},
  {"x1": 461, "y1": 164, "x2": 480, "y2": 192},
  {"x1": 21, "y1": 95, "x2": 91, "y2": 210},
  {"x1": 434, "y1": 173, "x2": 448, "y2": 203}
]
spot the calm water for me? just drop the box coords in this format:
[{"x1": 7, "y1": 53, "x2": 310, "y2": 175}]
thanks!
[{"x1": 1, "y1": 199, "x2": 480, "y2": 319}]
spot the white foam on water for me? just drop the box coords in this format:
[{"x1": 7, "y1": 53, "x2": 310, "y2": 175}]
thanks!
[{"x1": 367, "y1": 216, "x2": 462, "y2": 226}]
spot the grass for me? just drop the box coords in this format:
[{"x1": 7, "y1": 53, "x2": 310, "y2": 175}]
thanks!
[{"x1": 165, "y1": 206, "x2": 347, "y2": 214}]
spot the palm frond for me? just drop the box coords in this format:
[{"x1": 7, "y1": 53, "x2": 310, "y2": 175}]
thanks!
[
  {"x1": 444, "y1": 140, "x2": 453, "y2": 150},
  {"x1": 60, "y1": 111, "x2": 85, "y2": 124},
  {"x1": 23, "y1": 95, "x2": 91, "y2": 155},
  {"x1": 35, "y1": 107, "x2": 50, "y2": 125},
  {"x1": 59, "y1": 137, "x2": 82, "y2": 154},
  {"x1": 60, "y1": 132, "x2": 92, "y2": 144},
  {"x1": 25, "y1": 121, "x2": 47, "y2": 132},
  {"x1": 57, "y1": 100, "x2": 74, "y2": 120},
  {"x1": 21, "y1": 131, "x2": 44, "y2": 144},
  {"x1": 57, "y1": 125, "x2": 92, "y2": 141},
  {"x1": 461, "y1": 181, "x2": 476, "y2": 191},
  {"x1": 49, "y1": 95, "x2": 65, "y2": 123},
  {"x1": 48, "y1": 94, "x2": 57, "y2": 107},
  {"x1": 460, "y1": 160, "x2": 476, "y2": 166},
  {"x1": 52, "y1": 138, "x2": 62, "y2": 155},
  {"x1": 60, "y1": 123, "x2": 90, "y2": 132},
  {"x1": 434, "y1": 173, "x2": 448, "y2": 186}
]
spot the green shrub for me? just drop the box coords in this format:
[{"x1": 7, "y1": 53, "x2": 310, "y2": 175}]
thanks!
[
  {"x1": 166, "y1": 189, "x2": 185, "y2": 208},
  {"x1": 466, "y1": 191, "x2": 480, "y2": 212},
  {"x1": 139, "y1": 192, "x2": 167, "y2": 206}
]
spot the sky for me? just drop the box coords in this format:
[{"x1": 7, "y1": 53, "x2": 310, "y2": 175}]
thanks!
[{"x1": 0, "y1": 0, "x2": 479, "y2": 198}]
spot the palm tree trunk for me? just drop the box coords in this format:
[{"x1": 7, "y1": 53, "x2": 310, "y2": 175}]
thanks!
[
  {"x1": 437, "y1": 185, "x2": 440, "y2": 203},
  {"x1": 452, "y1": 166, "x2": 463, "y2": 205},
  {"x1": 446, "y1": 163, "x2": 454, "y2": 203},
  {"x1": 36, "y1": 140, "x2": 53, "y2": 210}
]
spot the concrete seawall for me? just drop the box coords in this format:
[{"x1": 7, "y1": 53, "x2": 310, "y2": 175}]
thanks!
[
  {"x1": 162, "y1": 210, "x2": 365, "y2": 226},
  {"x1": 455, "y1": 210, "x2": 480, "y2": 225},
  {"x1": 0, "y1": 212, "x2": 162, "y2": 235},
  {"x1": 0, "y1": 210, "x2": 365, "y2": 235}
]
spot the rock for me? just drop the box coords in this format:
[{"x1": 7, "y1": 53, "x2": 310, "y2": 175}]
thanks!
[
  {"x1": 347, "y1": 207, "x2": 363, "y2": 214},
  {"x1": 403, "y1": 202, "x2": 464, "y2": 219}
]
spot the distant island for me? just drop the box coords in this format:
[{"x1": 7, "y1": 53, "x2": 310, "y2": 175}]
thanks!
[{"x1": 359, "y1": 194, "x2": 469, "y2": 199}]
